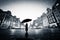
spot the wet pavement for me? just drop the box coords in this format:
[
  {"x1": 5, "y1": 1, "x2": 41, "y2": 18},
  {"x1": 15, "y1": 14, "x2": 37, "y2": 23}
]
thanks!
[{"x1": 0, "y1": 28, "x2": 60, "y2": 40}]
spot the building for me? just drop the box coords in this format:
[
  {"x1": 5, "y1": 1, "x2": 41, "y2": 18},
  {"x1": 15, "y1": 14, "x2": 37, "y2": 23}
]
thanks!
[
  {"x1": 30, "y1": 16, "x2": 43, "y2": 28},
  {"x1": 47, "y1": 8, "x2": 57, "y2": 27},
  {"x1": 0, "y1": 9, "x2": 12, "y2": 29},
  {"x1": 0, "y1": 9, "x2": 21, "y2": 29},
  {"x1": 34, "y1": 17, "x2": 43, "y2": 28},
  {"x1": 41, "y1": 13, "x2": 49, "y2": 28},
  {"x1": 0, "y1": 9, "x2": 11, "y2": 25},
  {"x1": 0, "y1": 9, "x2": 4, "y2": 25},
  {"x1": 8, "y1": 16, "x2": 21, "y2": 29},
  {"x1": 52, "y1": 0, "x2": 60, "y2": 10},
  {"x1": 52, "y1": 0, "x2": 60, "y2": 27},
  {"x1": 47, "y1": 8, "x2": 56, "y2": 24},
  {"x1": 47, "y1": 8, "x2": 55, "y2": 24},
  {"x1": 30, "y1": 13, "x2": 49, "y2": 28}
]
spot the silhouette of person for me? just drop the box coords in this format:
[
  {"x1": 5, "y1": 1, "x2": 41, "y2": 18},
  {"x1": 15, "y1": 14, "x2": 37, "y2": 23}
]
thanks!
[
  {"x1": 25, "y1": 23, "x2": 28, "y2": 32},
  {"x1": 25, "y1": 23, "x2": 28, "y2": 40}
]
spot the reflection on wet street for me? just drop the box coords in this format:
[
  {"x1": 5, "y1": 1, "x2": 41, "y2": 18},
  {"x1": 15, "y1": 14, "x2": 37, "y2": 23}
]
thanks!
[{"x1": 0, "y1": 28, "x2": 60, "y2": 40}]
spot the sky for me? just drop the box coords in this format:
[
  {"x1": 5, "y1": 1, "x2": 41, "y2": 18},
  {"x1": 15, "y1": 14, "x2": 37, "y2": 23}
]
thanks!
[{"x1": 0, "y1": 0, "x2": 56, "y2": 22}]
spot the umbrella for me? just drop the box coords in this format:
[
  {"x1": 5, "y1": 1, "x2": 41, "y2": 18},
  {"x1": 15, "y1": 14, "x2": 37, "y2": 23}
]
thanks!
[{"x1": 21, "y1": 19, "x2": 32, "y2": 23}]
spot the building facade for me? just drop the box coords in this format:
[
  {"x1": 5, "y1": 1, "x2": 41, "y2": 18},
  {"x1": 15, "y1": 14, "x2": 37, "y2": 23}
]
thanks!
[
  {"x1": 47, "y1": 8, "x2": 57, "y2": 27},
  {"x1": 30, "y1": 13, "x2": 49, "y2": 28},
  {"x1": 9, "y1": 16, "x2": 21, "y2": 28},
  {"x1": 47, "y1": 8, "x2": 56, "y2": 24},
  {"x1": 52, "y1": 0, "x2": 60, "y2": 27},
  {"x1": 0, "y1": 9, "x2": 12, "y2": 29},
  {"x1": 33, "y1": 17, "x2": 43, "y2": 28},
  {"x1": 42, "y1": 13, "x2": 49, "y2": 28},
  {"x1": 0, "y1": 9, "x2": 21, "y2": 29}
]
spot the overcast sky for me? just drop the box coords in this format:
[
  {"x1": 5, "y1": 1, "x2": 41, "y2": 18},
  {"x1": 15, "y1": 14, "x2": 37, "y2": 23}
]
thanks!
[{"x1": 0, "y1": 0, "x2": 56, "y2": 22}]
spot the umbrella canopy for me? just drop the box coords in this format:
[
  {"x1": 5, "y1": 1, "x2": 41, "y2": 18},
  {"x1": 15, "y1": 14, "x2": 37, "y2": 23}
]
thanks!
[{"x1": 21, "y1": 19, "x2": 32, "y2": 23}]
